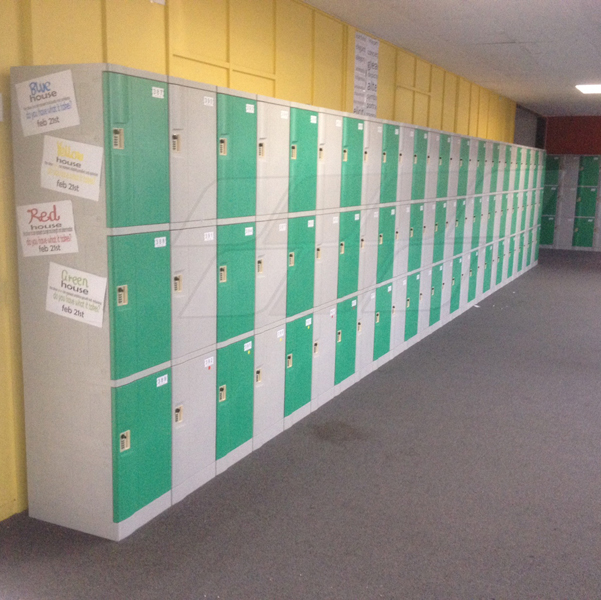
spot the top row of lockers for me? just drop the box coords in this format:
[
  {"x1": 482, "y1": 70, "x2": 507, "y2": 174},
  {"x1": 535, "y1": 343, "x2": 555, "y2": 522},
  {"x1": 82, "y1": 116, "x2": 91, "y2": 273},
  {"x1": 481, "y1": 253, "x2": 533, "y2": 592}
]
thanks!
[
  {"x1": 544, "y1": 155, "x2": 600, "y2": 188},
  {"x1": 102, "y1": 72, "x2": 545, "y2": 229}
]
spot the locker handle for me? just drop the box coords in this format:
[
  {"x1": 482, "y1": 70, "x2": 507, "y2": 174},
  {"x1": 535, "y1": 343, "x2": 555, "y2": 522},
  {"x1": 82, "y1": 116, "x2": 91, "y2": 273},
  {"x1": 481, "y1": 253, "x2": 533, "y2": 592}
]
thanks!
[
  {"x1": 219, "y1": 138, "x2": 227, "y2": 156},
  {"x1": 174, "y1": 406, "x2": 183, "y2": 424},
  {"x1": 219, "y1": 266, "x2": 227, "y2": 283},
  {"x1": 435, "y1": 222, "x2": 438, "y2": 232},
  {"x1": 318, "y1": 146, "x2": 324, "y2": 160},
  {"x1": 375, "y1": 312, "x2": 380, "y2": 323},
  {"x1": 287, "y1": 353, "x2": 293, "y2": 368},
  {"x1": 258, "y1": 142, "x2": 265, "y2": 158},
  {"x1": 399, "y1": 152, "x2": 403, "y2": 163},
  {"x1": 392, "y1": 305, "x2": 396, "y2": 315},
  {"x1": 431, "y1": 287, "x2": 435, "y2": 296},
  {"x1": 460, "y1": 159, "x2": 463, "y2": 167},
  {"x1": 364, "y1": 150, "x2": 368, "y2": 162},
  {"x1": 360, "y1": 237, "x2": 365, "y2": 249},
  {"x1": 313, "y1": 342, "x2": 319, "y2": 354},
  {"x1": 343, "y1": 148, "x2": 348, "y2": 162},
  {"x1": 340, "y1": 241, "x2": 345, "y2": 255},
  {"x1": 173, "y1": 275, "x2": 183, "y2": 293},
  {"x1": 410, "y1": 227, "x2": 414, "y2": 238},
  {"x1": 395, "y1": 230, "x2": 399, "y2": 240},
  {"x1": 171, "y1": 134, "x2": 181, "y2": 153},
  {"x1": 357, "y1": 321, "x2": 362, "y2": 333},
  {"x1": 452, "y1": 277, "x2": 455, "y2": 286},
  {"x1": 439, "y1": 157, "x2": 442, "y2": 166},
  {"x1": 419, "y1": 292, "x2": 423, "y2": 302},
  {"x1": 219, "y1": 385, "x2": 226, "y2": 402},
  {"x1": 413, "y1": 154, "x2": 418, "y2": 164},
  {"x1": 577, "y1": 197, "x2": 581, "y2": 202},
  {"x1": 288, "y1": 252, "x2": 295, "y2": 267},
  {"x1": 119, "y1": 430, "x2": 131, "y2": 452},
  {"x1": 427, "y1": 155, "x2": 430, "y2": 164},
  {"x1": 379, "y1": 234, "x2": 383, "y2": 245},
  {"x1": 316, "y1": 247, "x2": 321, "y2": 260},
  {"x1": 337, "y1": 330, "x2": 342, "y2": 343},
  {"x1": 291, "y1": 144, "x2": 297, "y2": 160},
  {"x1": 255, "y1": 369, "x2": 262, "y2": 383},
  {"x1": 257, "y1": 259, "x2": 263, "y2": 274},
  {"x1": 406, "y1": 298, "x2": 410, "y2": 308},
  {"x1": 470, "y1": 269, "x2": 473, "y2": 276},
  {"x1": 455, "y1": 220, "x2": 459, "y2": 228},
  {"x1": 382, "y1": 151, "x2": 387, "y2": 163},
  {"x1": 112, "y1": 128, "x2": 124, "y2": 150},
  {"x1": 117, "y1": 285, "x2": 128, "y2": 306}
]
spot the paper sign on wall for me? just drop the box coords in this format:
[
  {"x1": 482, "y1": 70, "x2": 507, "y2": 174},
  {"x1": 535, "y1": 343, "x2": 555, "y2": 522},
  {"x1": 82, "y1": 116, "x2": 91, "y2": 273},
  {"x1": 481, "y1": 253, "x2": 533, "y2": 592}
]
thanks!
[
  {"x1": 41, "y1": 136, "x2": 103, "y2": 201},
  {"x1": 15, "y1": 70, "x2": 80, "y2": 136},
  {"x1": 46, "y1": 262, "x2": 107, "y2": 328},
  {"x1": 353, "y1": 32, "x2": 379, "y2": 117},
  {"x1": 17, "y1": 201, "x2": 78, "y2": 257}
]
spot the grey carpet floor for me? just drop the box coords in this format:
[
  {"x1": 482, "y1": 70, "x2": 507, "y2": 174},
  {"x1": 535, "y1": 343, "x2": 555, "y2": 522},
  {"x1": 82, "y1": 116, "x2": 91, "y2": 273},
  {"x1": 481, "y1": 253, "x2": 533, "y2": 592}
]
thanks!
[{"x1": 2, "y1": 249, "x2": 601, "y2": 600}]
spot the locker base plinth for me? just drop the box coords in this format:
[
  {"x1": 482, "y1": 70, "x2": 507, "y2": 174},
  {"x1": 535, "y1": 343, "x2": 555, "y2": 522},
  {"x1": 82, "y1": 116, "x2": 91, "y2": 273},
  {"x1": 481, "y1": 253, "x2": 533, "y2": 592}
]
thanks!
[
  {"x1": 215, "y1": 440, "x2": 253, "y2": 476},
  {"x1": 284, "y1": 403, "x2": 312, "y2": 431},
  {"x1": 171, "y1": 463, "x2": 216, "y2": 505},
  {"x1": 253, "y1": 419, "x2": 284, "y2": 451},
  {"x1": 311, "y1": 388, "x2": 336, "y2": 412}
]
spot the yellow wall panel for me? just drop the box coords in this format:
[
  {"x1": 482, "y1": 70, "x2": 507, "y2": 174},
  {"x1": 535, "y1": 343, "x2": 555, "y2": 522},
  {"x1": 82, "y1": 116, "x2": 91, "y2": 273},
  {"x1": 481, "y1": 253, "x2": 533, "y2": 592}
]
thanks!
[
  {"x1": 442, "y1": 72, "x2": 458, "y2": 133},
  {"x1": 231, "y1": 71, "x2": 275, "y2": 97},
  {"x1": 0, "y1": 0, "x2": 27, "y2": 522},
  {"x1": 313, "y1": 12, "x2": 344, "y2": 111},
  {"x1": 428, "y1": 66, "x2": 444, "y2": 130},
  {"x1": 414, "y1": 59, "x2": 431, "y2": 93},
  {"x1": 230, "y1": 0, "x2": 275, "y2": 75},
  {"x1": 170, "y1": 56, "x2": 229, "y2": 87},
  {"x1": 342, "y1": 25, "x2": 356, "y2": 113},
  {"x1": 414, "y1": 92, "x2": 429, "y2": 127},
  {"x1": 30, "y1": 0, "x2": 103, "y2": 65},
  {"x1": 456, "y1": 78, "x2": 471, "y2": 135},
  {"x1": 105, "y1": 0, "x2": 167, "y2": 74},
  {"x1": 169, "y1": 0, "x2": 228, "y2": 65},
  {"x1": 478, "y1": 87, "x2": 490, "y2": 138},
  {"x1": 395, "y1": 87, "x2": 414, "y2": 124},
  {"x1": 469, "y1": 84, "x2": 480, "y2": 137},
  {"x1": 376, "y1": 42, "x2": 396, "y2": 121},
  {"x1": 396, "y1": 49, "x2": 415, "y2": 88},
  {"x1": 487, "y1": 92, "x2": 499, "y2": 141},
  {"x1": 275, "y1": 0, "x2": 313, "y2": 104}
]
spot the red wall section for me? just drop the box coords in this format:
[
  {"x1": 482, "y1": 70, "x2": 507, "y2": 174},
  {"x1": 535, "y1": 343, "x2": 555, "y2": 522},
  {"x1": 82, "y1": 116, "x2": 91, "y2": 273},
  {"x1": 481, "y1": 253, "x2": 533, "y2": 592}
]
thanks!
[{"x1": 546, "y1": 117, "x2": 601, "y2": 155}]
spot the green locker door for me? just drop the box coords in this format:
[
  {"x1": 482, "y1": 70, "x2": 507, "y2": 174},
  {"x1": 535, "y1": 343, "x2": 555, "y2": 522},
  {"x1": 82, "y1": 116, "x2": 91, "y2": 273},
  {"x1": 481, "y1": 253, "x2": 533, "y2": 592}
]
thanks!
[
  {"x1": 535, "y1": 226, "x2": 541, "y2": 261},
  {"x1": 540, "y1": 216, "x2": 555, "y2": 245},
  {"x1": 475, "y1": 141, "x2": 486, "y2": 194},
  {"x1": 335, "y1": 297, "x2": 358, "y2": 384},
  {"x1": 526, "y1": 230, "x2": 533, "y2": 267},
  {"x1": 453, "y1": 199, "x2": 466, "y2": 256},
  {"x1": 103, "y1": 73, "x2": 169, "y2": 228},
  {"x1": 514, "y1": 147, "x2": 522, "y2": 191},
  {"x1": 412, "y1": 129, "x2": 428, "y2": 200},
  {"x1": 289, "y1": 107, "x2": 318, "y2": 212},
  {"x1": 377, "y1": 207, "x2": 396, "y2": 283},
  {"x1": 517, "y1": 234, "x2": 524, "y2": 272},
  {"x1": 404, "y1": 273, "x2": 420, "y2": 341},
  {"x1": 380, "y1": 124, "x2": 400, "y2": 203},
  {"x1": 217, "y1": 223, "x2": 256, "y2": 343},
  {"x1": 486, "y1": 195, "x2": 496, "y2": 243},
  {"x1": 499, "y1": 194, "x2": 508, "y2": 238},
  {"x1": 503, "y1": 146, "x2": 512, "y2": 192},
  {"x1": 432, "y1": 201, "x2": 447, "y2": 263},
  {"x1": 543, "y1": 186, "x2": 558, "y2": 215},
  {"x1": 490, "y1": 143, "x2": 500, "y2": 192},
  {"x1": 573, "y1": 218, "x2": 595, "y2": 248},
  {"x1": 457, "y1": 138, "x2": 470, "y2": 197},
  {"x1": 112, "y1": 369, "x2": 171, "y2": 522},
  {"x1": 520, "y1": 193, "x2": 528, "y2": 231},
  {"x1": 523, "y1": 149, "x2": 531, "y2": 190},
  {"x1": 450, "y1": 257, "x2": 462, "y2": 314},
  {"x1": 373, "y1": 284, "x2": 393, "y2": 361},
  {"x1": 429, "y1": 264, "x2": 444, "y2": 326},
  {"x1": 217, "y1": 94, "x2": 257, "y2": 218},
  {"x1": 507, "y1": 237, "x2": 515, "y2": 277},
  {"x1": 284, "y1": 315, "x2": 313, "y2": 417},
  {"x1": 408, "y1": 203, "x2": 424, "y2": 271},
  {"x1": 579, "y1": 156, "x2": 600, "y2": 187},
  {"x1": 341, "y1": 117, "x2": 364, "y2": 207},
  {"x1": 575, "y1": 187, "x2": 597, "y2": 217},
  {"x1": 338, "y1": 211, "x2": 361, "y2": 298},
  {"x1": 496, "y1": 241, "x2": 505, "y2": 285},
  {"x1": 108, "y1": 232, "x2": 171, "y2": 380},
  {"x1": 287, "y1": 216, "x2": 316, "y2": 317},
  {"x1": 545, "y1": 155, "x2": 561, "y2": 186},
  {"x1": 216, "y1": 337, "x2": 254, "y2": 460},
  {"x1": 468, "y1": 250, "x2": 478, "y2": 302},
  {"x1": 482, "y1": 244, "x2": 493, "y2": 293},
  {"x1": 510, "y1": 193, "x2": 519, "y2": 234},
  {"x1": 471, "y1": 197, "x2": 483, "y2": 249},
  {"x1": 529, "y1": 198, "x2": 536, "y2": 229},
  {"x1": 436, "y1": 135, "x2": 451, "y2": 198}
]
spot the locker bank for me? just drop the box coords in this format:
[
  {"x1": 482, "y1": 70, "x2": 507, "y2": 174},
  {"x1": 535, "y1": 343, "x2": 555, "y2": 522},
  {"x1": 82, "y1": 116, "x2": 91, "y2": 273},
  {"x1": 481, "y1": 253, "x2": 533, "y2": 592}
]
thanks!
[{"x1": 11, "y1": 62, "x2": 543, "y2": 540}]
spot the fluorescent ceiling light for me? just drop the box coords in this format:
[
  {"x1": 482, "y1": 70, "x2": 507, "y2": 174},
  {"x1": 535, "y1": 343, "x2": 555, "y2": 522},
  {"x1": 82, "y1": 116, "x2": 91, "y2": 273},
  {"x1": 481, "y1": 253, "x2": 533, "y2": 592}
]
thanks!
[{"x1": 576, "y1": 85, "x2": 601, "y2": 94}]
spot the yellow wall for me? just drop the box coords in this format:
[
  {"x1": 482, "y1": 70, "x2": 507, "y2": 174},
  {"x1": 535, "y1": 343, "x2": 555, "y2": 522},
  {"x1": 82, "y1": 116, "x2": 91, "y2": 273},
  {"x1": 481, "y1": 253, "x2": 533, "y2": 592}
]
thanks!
[{"x1": 0, "y1": 0, "x2": 516, "y2": 521}]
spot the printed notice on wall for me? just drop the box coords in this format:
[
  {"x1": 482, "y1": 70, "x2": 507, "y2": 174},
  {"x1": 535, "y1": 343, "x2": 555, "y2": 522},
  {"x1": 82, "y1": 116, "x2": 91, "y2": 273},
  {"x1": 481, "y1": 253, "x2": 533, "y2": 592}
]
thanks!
[
  {"x1": 354, "y1": 33, "x2": 379, "y2": 117},
  {"x1": 17, "y1": 201, "x2": 78, "y2": 257},
  {"x1": 41, "y1": 136, "x2": 103, "y2": 201},
  {"x1": 46, "y1": 262, "x2": 107, "y2": 328},
  {"x1": 15, "y1": 70, "x2": 80, "y2": 136}
]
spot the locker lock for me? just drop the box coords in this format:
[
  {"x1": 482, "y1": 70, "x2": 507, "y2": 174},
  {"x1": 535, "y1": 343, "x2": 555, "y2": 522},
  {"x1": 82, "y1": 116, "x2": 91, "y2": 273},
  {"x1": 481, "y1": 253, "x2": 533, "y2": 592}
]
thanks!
[
  {"x1": 174, "y1": 406, "x2": 183, "y2": 424},
  {"x1": 219, "y1": 266, "x2": 227, "y2": 282},
  {"x1": 117, "y1": 285, "x2": 128, "y2": 306},
  {"x1": 435, "y1": 222, "x2": 439, "y2": 232},
  {"x1": 219, "y1": 385, "x2": 227, "y2": 402},
  {"x1": 357, "y1": 321, "x2": 362, "y2": 333},
  {"x1": 288, "y1": 252, "x2": 295, "y2": 267},
  {"x1": 413, "y1": 154, "x2": 418, "y2": 164},
  {"x1": 291, "y1": 144, "x2": 297, "y2": 160},
  {"x1": 340, "y1": 241, "x2": 345, "y2": 255},
  {"x1": 455, "y1": 220, "x2": 459, "y2": 228},
  {"x1": 258, "y1": 142, "x2": 265, "y2": 158},
  {"x1": 316, "y1": 247, "x2": 322, "y2": 260},
  {"x1": 112, "y1": 128, "x2": 124, "y2": 150},
  {"x1": 219, "y1": 138, "x2": 228, "y2": 156},
  {"x1": 119, "y1": 431, "x2": 131, "y2": 452},
  {"x1": 452, "y1": 277, "x2": 455, "y2": 286},
  {"x1": 399, "y1": 152, "x2": 403, "y2": 163},
  {"x1": 343, "y1": 148, "x2": 348, "y2": 162},
  {"x1": 171, "y1": 134, "x2": 181, "y2": 153},
  {"x1": 173, "y1": 275, "x2": 183, "y2": 293},
  {"x1": 360, "y1": 237, "x2": 365, "y2": 249},
  {"x1": 395, "y1": 230, "x2": 399, "y2": 240},
  {"x1": 406, "y1": 298, "x2": 410, "y2": 308},
  {"x1": 313, "y1": 342, "x2": 319, "y2": 355},
  {"x1": 392, "y1": 305, "x2": 396, "y2": 315},
  {"x1": 255, "y1": 369, "x2": 262, "y2": 383},
  {"x1": 427, "y1": 155, "x2": 431, "y2": 164},
  {"x1": 318, "y1": 146, "x2": 324, "y2": 160},
  {"x1": 257, "y1": 259, "x2": 263, "y2": 274},
  {"x1": 382, "y1": 151, "x2": 387, "y2": 163},
  {"x1": 337, "y1": 330, "x2": 342, "y2": 343},
  {"x1": 431, "y1": 286, "x2": 435, "y2": 296},
  {"x1": 419, "y1": 292, "x2": 423, "y2": 302},
  {"x1": 364, "y1": 150, "x2": 368, "y2": 162},
  {"x1": 287, "y1": 354, "x2": 293, "y2": 368},
  {"x1": 379, "y1": 234, "x2": 383, "y2": 245},
  {"x1": 410, "y1": 227, "x2": 414, "y2": 238},
  {"x1": 375, "y1": 312, "x2": 380, "y2": 323},
  {"x1": 439, "y1": 157, "x2": 442, "y2": 166}
]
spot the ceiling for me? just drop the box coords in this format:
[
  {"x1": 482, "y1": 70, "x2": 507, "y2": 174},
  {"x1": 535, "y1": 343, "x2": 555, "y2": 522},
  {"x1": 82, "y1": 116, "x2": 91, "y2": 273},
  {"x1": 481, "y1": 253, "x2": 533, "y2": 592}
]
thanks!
[{"x1": 305, "y1": 0, "x2": 601, "y2": 117}]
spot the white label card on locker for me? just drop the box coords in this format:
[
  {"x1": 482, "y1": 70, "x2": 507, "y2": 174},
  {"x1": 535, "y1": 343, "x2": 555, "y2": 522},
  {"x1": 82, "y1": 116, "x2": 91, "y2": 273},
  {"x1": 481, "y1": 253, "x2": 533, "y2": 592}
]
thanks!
[
  {"x1": 245, "y1": 227, "x2": 253, "y2": 236},
  {"x1": 417, "y1": 274, "x2": 420, "y2": 280},
  {"x1": 308, "y1": 220, "x2": 314, "y2": 227},
  {"x1": 371, "y1": 292, "x2": 375, "y2": 299},
  {"x1": 277, "y1": 329, "x2": 285, "y2": 338},
  {"x1": 152, "y1": 87, "x2": 165, "y2": 99},
  {"x1": 358, "y1": 123, "x2": 364, "y2": 130},
  {"x1": 204, "y1": 96, "x2": 214, "y2": 107},
  {"x1": 204, "y1": 231, "x2": 214, "y2": 241},
  {"x1": 420, "y1": 206, "x2": 423, "y2": 211},
  {"x1": 410, "y1": 131, "x2": 414, "y2": 137},
  {"x1": 330, "y1": 308, "x2": 336, "y2": 317},
  {"x1": 310, "y1": 115, "x2": 317, "y2": 124},
  {"x1": 305, "y1": 318, "x2": 312, "y2": 326},
  {"x1": 378, "y1": 126, "x2": 382, "y2": 133},
  {"x1": 391, "y1": 209, "x2": 395, "y2": 214},
  {"x1": 244, "y1": 341, "x2": 252, "y2": 352},
  {"x1": 333, "y1": 216, "x2": 339, "y2": 224},
  {"x1": 281, "y1": 110, "x2": 289, "y2": 119},
  {"x1": 155, "y1": 237, "x2": 167, "y2": 248},
  {"x1": 406, "y1": 207, "x2": 410, "y2": 213},
  {"x1": 157, "y1": 374, "x2": 169, "y2": 387},
  {"x1": 246, "y1": 104, "x2": 255, "y2": 113},
  {"x1": 279, "y1": 223, "x2": 287, "y2": 232},
  {"x1": 388, "y1": 285, "x2": 392, "y2": 292},
  {"x1": 204, "y1": 357, "x2": 214, "y2": 368},
  {"x1": 403, "y1": 280, "x2": 407, "y2": 286},
  {"x1": 355, "y1": 214, "x2": 360, "y2": 220},
  {"x1": 374, "y1": 211, "x2": 378, "y2": 218},
  {"x1": 352, "y1": 300, "x2": 357, "y2": 306},
  {"x1": 336, "y1": 119, "x2": 342, "y2": 127}
]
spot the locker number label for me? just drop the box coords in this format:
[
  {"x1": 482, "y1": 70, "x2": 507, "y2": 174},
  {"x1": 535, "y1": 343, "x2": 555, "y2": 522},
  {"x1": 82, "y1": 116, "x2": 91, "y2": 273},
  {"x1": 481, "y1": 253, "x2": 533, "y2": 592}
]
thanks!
[
  {"x1": 281, "y1": 110, "x2": 289, "y2": 119},
  {"x1": 244, "y1": 341, "x2": 253, "y2": 352},
  {"x1": 305, "y1": 318, "x2": 312, "y2": 327},
  {"x1": 154, "y1": 236, "x2": 167, "y2": 248},
  {"x1": 277, "y1": 329, "x2": 285, "y2": 339},
  {"x1": 355, "y1": 214, "x2": 360, "y2": 220},
  {"x1": 156, "y1": 374, "x2": 169, "y2": 387},
  {"x1": 245, "y1": 227, "x2": 254, "y2": 236},
  {"x1": 352, "y1": 300, "x2": 357, "y2": 307},
  {"x1": 308, "y1": 220, "x2": 314, "y2": 228},
  {"x1": 204, "y1": 356, "x2": 214, "y2": 368},
  {"x1": 152, "y1": 87, "x2": 165, "y2": 99},
  {"x1": 246, "y1": 104, "x2": 255, "y2": 114},
  {"x1": 203, "y1": 96, "x2": 214, "y2": 107},
  {"x1": 310, "y1": 115, "x2": 317, "y2": 124},
  {"x1": 358, "y1": 123, "x2": 364, "y2": 130},
  {"x1": 336, "y1": 119, "x2": 342, "y2": 127},
  {"x1": 279, "y1": 223, "x2": 287, "y2": 232},
  {"x1": 333, "y1": 216, "x2": 339, "y2": 224},
  {"x1": 330, "y1": 308, "x2": 336, "y2": 318},
  {"x1": 204, "y1": 231, "x2": 214, "y2": 241}
]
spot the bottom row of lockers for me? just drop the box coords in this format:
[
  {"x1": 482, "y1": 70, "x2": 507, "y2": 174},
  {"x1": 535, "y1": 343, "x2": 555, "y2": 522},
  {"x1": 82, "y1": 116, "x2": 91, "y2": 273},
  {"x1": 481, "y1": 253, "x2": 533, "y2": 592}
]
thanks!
[
  {"x1": 540, "y1": 215, "x2": 597, "y2": 249},
  {"x1": 112, "y1": 227, "x2": 540, "y2": 523}
]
